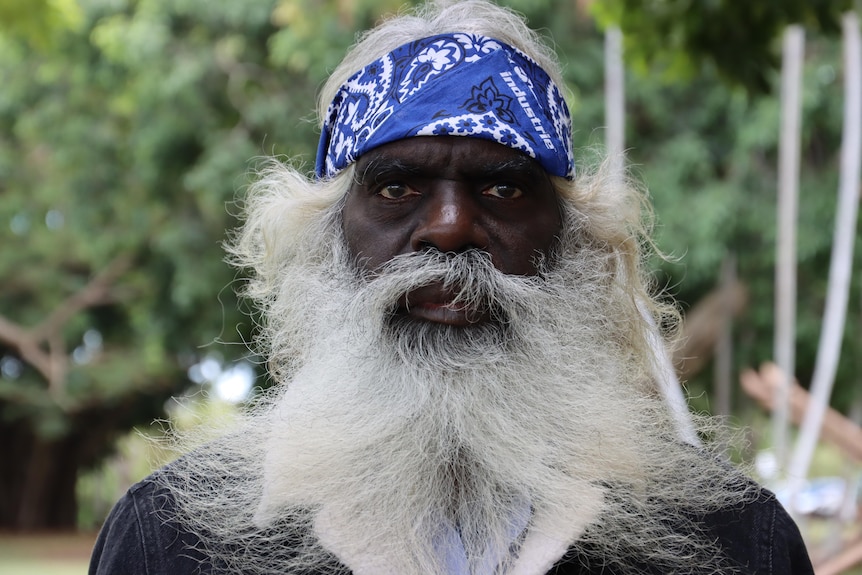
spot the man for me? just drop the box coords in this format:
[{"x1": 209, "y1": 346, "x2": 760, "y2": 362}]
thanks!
[{"x1": 90, "y1": 1, "x2": 814, "y2": 573}]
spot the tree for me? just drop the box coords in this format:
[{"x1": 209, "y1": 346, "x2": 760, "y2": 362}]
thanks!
[
  {"x1": 2, "y1": 0, "x2": 860, "y2": 530},
  {"x1": 0, "y1": 0, "x2": 400, "y2": 530},
  {"x1": 590, "y1": 0, "x2": 853, "y2": 94},
  {"x1": 591, "y1": 21, "x2": 862, "y2": 416},
  {"x1": 532, "y1": 3, "x2": 862, "y2": 418}
]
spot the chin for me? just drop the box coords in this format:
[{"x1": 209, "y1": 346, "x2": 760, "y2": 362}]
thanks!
[{"x1": 384, "y1": 310, "x2": 513, "y2": 371}]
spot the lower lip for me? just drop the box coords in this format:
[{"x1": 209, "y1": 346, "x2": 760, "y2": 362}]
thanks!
[{"x1": 406, "y1": 302, "x2": 482, "y2": 327}]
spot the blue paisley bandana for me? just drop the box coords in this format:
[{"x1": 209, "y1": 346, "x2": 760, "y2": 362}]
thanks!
[{"x1": 315, "y1": 33, "x2": 574, "y2": 179}]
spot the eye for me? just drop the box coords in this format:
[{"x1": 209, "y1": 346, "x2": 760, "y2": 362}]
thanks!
[
  {"x1": 482, "y1": 183, "x2": 524, "y2": 199},
  {"x1": 376, "y1": 183, "x2": 419, "y2": 200}
]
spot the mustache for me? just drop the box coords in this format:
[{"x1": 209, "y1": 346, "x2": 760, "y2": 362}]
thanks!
[
  {"x1": 350, "y1": 249, "x2": 544, "y2": 320},
  {"x1": 330, "y1": 247, "x2": 560, "y2": 371}
]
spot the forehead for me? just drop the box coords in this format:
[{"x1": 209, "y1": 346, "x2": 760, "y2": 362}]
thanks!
[{"x1": 353, "y1": 137, "x2": 550, "y2": 180}]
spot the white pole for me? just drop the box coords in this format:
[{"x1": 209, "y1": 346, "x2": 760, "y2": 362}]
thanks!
[
  {"x1": 603, "y1": 25, "x2": 697, "y2": 444},
  {"x1": 605, "y1": 26, "x2": 624, "y2": 170},
  {"x1": 788, "y1": 11, "x2": 862, "y2": 505},
  {"x1": 774, "y1": 25, "x2": 805, "y2": 477},
  {"x1": 640, "y1": 301, "x2": 701, "y2": 446}
]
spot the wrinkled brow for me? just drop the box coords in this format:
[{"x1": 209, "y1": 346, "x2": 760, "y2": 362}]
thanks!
[
  {"x1": 355, "y1": 158, "x2": 422, "y2": 186},
  {"x1": 479, "y1": 155, "x2": 544, "y2": 178},
  {"x1": 357, "y1": 153, "x2": 544, "y2": 185}
]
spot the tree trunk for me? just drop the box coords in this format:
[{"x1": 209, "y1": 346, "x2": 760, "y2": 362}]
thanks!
[
  {"x1": 17, "y1": 435, "x2": 80, "y2": 529},
  {"x1": 0, "y1": 390, "x2": 172, "y2": 530},
  {"x1": 0, "y1": 420, "x2": 86, "y2": 529},
  {"x1": 672, "y1": 279, "x2": 748, "y2": 382}
]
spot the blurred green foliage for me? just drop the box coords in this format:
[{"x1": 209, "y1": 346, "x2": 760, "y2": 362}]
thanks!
[
  {"x1": 545, "y1": 1, "x2": 861, "y2": 412},
  {"x1": 591, "y1": 0, "x2": 854, "y2": 94},
  {"x1": 0, "y1": 0, "x2": 375, "y2": 528},
  {"x1": 0, "y1": 0, "x2": 860, "y2": 529},
  {"x1": 0, "y1": 0, "x2": 84, "y2": 49},
  {"x1": 626, "y1": 38, "x2": 861, "y2": 413}
]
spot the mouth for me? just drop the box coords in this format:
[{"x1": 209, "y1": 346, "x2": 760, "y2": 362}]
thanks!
[{"x1": 397, "y1": 283, "x2": 489, "y2": 327}]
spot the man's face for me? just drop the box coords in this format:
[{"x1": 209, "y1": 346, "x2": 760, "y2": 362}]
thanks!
[{"x1": 342, "y1": 136, "x2": 563, "y2": 326}]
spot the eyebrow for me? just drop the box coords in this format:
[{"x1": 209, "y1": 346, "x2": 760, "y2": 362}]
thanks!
[
  {"x1": 356, "y1": 158, "x2": 422, "y2": 186},
  {"x1": 357, "y1": 153, "x2": 544, "y2": 185},
  {"x1": 477, "y1": 156, "x2": 544, "y2": 179}
]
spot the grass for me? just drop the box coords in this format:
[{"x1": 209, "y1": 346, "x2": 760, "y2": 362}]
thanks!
[{"x1": 0, "y1": 533, "x2": 95, "y2": 575}]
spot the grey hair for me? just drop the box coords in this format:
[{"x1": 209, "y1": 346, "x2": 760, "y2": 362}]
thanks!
[{"x1": 228, "y1": 0, "x2": 676, "y2": 370}]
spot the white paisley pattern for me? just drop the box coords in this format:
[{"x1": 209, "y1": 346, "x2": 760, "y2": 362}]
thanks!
[{"x1": 315, "y1": 33, "x2": 574, "y2": 179}]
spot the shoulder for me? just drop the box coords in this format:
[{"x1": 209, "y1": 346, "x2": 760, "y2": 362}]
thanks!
[
  {"x1": 701, "y1": 486, "x2": 814, "y2": 575},
  {"x1": 89, "y1": 468, "x2": 208, "y2": 575},
  {"x1": 549, "y1": 482, "x2": 815, "y2": 575}
]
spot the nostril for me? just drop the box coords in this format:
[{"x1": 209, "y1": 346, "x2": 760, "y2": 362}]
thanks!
[
  {"x1": 415, "y1": 241, "x2": 475, "y2": 256},
  {"x1": 410, "y1": 212, "x2": 488, "y2": 254},
  {"x1": 416, "y1": 241, "x2": 438, "y2": 253},
  {"x1": 412, "y1": 230, "x2": 485, "y2": 255}
]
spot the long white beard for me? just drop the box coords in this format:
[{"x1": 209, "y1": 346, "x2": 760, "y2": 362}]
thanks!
[{"x1": 164, "y1": 220, "x2": 752, "y2": 575}]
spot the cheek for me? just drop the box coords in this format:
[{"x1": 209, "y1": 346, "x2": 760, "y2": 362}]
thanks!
[
  {"x1": 498, "y1": 240, "x2": 553, "y2": 275},
  {"x1": 496, "y1": 211, "x2": 562, "y2": 275},
  {"x1": 341, "y1": 206, "x2": 408, "y2": 272}
]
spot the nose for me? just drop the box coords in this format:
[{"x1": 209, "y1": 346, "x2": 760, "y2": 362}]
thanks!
[{"x1": 410, "y1": 187, "x2": 489, "y2": 254}]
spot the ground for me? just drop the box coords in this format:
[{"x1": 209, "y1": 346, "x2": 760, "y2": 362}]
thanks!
[{"x1": 0, "y1": 532, "x2": 95, "y2": 575}]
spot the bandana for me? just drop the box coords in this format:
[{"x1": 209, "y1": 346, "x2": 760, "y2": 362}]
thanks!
[{"x1": 315, "y1": 33, "x2": 574, "y2": 179}]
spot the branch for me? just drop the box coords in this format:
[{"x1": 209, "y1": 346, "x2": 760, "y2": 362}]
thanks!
[
  {"x1": 30, "y1": 254, "x2": 133, "y2": 342},
  {"x1": 740, "y1": 362, "x2": 862, "y2": 463},
  {"x1": 0, "y1": 254, "x2": 133, "y2": 392},
  {"x1": 814, "y1": 535, "x2": 862, "y2": 575},
  {"x1": 0, "y1": 315, "x2": 54, "y2": 383},
  {"x1": 47, "y1": 332, "x2": 67, "y2": 394},
  {"x1": 673, "y1": 279, "x2": 748, "y2": 380}
]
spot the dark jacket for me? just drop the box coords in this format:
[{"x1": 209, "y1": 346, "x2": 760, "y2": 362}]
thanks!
[{"x1": 90, "y1": 472, "x2": 814, "y2": 575}]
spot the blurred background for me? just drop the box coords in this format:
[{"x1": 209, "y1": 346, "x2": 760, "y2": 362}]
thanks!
[{"x1": 1, "y1": 0, "x2": 861, "y2": 573}]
